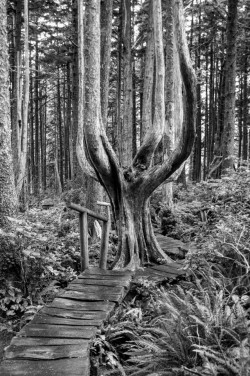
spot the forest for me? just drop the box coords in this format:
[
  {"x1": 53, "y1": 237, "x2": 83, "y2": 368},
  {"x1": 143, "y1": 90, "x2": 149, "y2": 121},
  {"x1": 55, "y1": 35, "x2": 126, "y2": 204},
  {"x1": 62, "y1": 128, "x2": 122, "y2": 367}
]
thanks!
[{"x1": 0, "y1": 0, "x2": 250, "y2": 375}]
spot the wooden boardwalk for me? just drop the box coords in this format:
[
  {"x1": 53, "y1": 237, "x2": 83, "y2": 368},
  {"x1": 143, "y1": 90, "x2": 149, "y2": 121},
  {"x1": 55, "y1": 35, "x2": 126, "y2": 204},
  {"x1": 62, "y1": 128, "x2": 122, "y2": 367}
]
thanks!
[
  {"x1": 0, "y1": 236, "x2": 188, "y2": 376},
  {"x1": 0, "y1": 268, "x2": 133, "y2": 376}
]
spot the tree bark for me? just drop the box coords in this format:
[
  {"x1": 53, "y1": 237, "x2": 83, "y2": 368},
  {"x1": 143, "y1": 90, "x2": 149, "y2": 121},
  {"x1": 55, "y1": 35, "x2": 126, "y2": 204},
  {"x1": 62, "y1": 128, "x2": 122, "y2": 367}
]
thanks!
[
  {"x1": 100, "y1": 0, "x2": 113, "y2": 128},
  {"x1": 34, "y1": 30, "x2": 40, "y2": 194},
  {"x1": 141, "y1": 0, "x2": 154, "y2": 142},
  {"x1": 242, "y1": 42, "x2": 248, "y2": 161},
  {"x1": 12, "y1": 0, "x2": 22, "y2": 181},
  {"x1": 16, "y1": 0, "x2": 29, "y2": 197},
  {"x1": 0, "y1": 0, "x2": 18, "y2": 226},
  {"x1": 221, "y1": 0, "x2": 238, "y2": 172},
  {"x1": 121, "y1": 0, "x2": 133, "y2": 167},
  {"x1": 161, "y1": 0, "x2": 184, "y2": 204},
  {"x1": 57, "y1": 68, "x2": 64, "y2": 188}
]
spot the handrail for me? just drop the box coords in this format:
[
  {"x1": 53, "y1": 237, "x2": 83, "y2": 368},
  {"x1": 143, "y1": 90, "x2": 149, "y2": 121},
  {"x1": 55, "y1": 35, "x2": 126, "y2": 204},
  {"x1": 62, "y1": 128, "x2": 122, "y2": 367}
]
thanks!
[
  {"x1": 68, "y1": 203, "x2": 108, "y2": 222},
  {"x1": 68, "y1": 202, "x2": 111, "y2": 271}
]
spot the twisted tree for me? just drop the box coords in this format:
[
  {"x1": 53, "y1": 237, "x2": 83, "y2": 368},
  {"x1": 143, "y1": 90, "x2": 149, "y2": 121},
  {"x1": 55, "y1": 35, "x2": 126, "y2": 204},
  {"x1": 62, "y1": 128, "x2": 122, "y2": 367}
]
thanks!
[{"x1": 80, "y1": 0, "x2": 197, "y2": 269}]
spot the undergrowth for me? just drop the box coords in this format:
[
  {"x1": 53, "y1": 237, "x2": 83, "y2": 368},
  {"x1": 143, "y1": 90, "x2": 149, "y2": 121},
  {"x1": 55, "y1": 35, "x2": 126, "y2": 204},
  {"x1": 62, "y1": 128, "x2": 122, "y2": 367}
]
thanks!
[
  {"x1": 93, "y1": 168, "x2": 250, "y2": 376},
  {"x1": 0, "y1": 201, "x2": 102, "y2": 333}
]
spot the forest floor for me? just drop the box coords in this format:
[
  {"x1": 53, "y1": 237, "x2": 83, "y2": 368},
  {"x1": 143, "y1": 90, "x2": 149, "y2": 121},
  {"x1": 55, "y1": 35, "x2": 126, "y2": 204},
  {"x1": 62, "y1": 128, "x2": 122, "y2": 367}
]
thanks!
[
  {"x1": 1, "y1": 168, "x2": 250, "y2": 374},
  {"x1": 0, "y1": 200, "x2": 111, "y2": 361}
]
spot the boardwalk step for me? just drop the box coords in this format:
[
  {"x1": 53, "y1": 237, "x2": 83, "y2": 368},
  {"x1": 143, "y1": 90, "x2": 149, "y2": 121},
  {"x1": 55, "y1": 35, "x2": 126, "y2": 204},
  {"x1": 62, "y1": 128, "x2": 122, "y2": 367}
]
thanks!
[
  {"x1": 60, "y1": 289, "x2": 124, "y2": 303},
  {"x1": 4, "y1": 344, "x2": 88, "y2": 360},
  {"x1": 31, "y1": 314, "x2": 103, "y2": 327},
  {"x1": 49, "y1": 297, "x2": 116, "y2": 311},
  {"x1": 72, "y1": 278, "x2": 130, "y2": 287},
  {"x1": 41, "y1": 306, "x2": 108, "y2": 320},
  {"x1": 0, "y1": 358, "x2": 89, "y2": 376},
  {"x1": 7, "y1": 337, "x2": 89, "y2": 347},
  {"x1": 18, "y1": 324, "x2": 98, "y2": 339}
]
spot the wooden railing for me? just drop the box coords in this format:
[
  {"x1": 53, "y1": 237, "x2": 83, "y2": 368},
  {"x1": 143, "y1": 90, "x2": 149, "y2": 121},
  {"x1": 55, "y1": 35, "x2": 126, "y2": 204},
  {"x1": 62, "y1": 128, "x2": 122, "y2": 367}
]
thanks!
[{"x1": 68, "y1": 202, "x2": 111, "y2": 271}]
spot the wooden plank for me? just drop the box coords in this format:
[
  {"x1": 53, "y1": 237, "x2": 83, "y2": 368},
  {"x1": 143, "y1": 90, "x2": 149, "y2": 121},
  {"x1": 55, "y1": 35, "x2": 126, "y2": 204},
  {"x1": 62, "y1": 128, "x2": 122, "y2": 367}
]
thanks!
[
  {"x1": 9, "y1": 337, "x2": 89, "y2": 347},
  {"x1": 0, "y1": 357, "x2": 89, "y2": 376},
  {"x1": 78, "y1": 273, "x2": 131, "y2": 281},
  {"x1": 32, "y1": 314, "x2": 103, "y2": 327},
  {"x1": 82, "y1": 267, "x2": 133, "y2": 277},
  {"x1": 65, "y1": 284, "x2": 123, "y2": 294},
  {"x1": 49, "y1": 298, "x2": 115, "y2": 311},
  {"x1": 18, "y1": 324, "x2": 98, "y2": 339},
  {"x1": 41, "y1": 306, "x2": 108, "y2": 320},
  {"x1": 72, "y1": 277, "x2": 130, "y2": 287},
  {"x1": 60, "y1": 290, "x2": 123, "y2": 303},
  {"x1": 5, "y1": 344, "x2": 88, "y2": 360}
]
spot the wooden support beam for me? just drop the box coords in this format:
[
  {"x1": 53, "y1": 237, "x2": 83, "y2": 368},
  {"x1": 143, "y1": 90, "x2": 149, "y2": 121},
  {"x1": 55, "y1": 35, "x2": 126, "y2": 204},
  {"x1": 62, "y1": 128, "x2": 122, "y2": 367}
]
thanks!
[
  {"x1": 97, "y1": 202, "x2": 111, "y2": 270},
  {"x1": 79, "y1": 212, "x2": 89, "y2": 271}
]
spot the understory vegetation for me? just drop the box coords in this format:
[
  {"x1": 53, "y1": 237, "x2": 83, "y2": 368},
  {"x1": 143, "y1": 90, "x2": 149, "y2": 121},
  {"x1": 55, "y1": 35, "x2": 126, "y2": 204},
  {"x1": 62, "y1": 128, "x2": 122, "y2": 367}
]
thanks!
[
  {"x1": 91, "y1": 167, "x2": 250, "y2": 376},
  {"x1": 1, "y1": 168, "x2": 250, "y2": 375}
]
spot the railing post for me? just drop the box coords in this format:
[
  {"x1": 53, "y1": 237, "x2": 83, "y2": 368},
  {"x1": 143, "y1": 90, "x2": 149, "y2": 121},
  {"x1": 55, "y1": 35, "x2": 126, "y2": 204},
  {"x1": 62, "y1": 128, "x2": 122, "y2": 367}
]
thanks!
[
  {"x1": 79, "y1": 212, "x2": 89, "y2": 271},
  {"x1": 97, "y1": 202, "x2": 111, "y2": 270}
]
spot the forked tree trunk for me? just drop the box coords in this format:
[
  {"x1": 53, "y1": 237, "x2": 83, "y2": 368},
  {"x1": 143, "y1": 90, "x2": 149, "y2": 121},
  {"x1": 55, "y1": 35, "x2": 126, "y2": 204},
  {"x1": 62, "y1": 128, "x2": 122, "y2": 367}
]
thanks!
[{"x1": 82, "y1": 0, "x2": 196, "y2": 270}]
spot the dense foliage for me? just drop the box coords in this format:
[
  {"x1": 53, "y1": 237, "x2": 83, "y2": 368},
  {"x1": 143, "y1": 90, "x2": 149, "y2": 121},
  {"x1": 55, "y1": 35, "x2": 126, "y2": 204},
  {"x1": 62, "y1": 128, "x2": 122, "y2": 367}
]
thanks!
[{"x1": 90, "y1": 168, "x2": 250, "y2": 375}]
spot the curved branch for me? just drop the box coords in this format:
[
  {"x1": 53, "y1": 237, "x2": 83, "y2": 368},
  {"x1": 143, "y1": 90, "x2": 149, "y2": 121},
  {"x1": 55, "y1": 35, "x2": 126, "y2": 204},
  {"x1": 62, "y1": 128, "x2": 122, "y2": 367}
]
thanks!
[
  {"x1": 84, "y1": 0, "x2": 120, "y2": 184},
  {"x1": 141, "y1": 0, "x2": 154, "y2": 141},
  {"x1": 132, "y1": 0, "x2": 165, "y2": 171},
  {"x1": 142, "y1": 0, "x2": 197, "y2": 195},
  {"x1": 76, "y1": 0, "x2": 97, "y2": 181}
]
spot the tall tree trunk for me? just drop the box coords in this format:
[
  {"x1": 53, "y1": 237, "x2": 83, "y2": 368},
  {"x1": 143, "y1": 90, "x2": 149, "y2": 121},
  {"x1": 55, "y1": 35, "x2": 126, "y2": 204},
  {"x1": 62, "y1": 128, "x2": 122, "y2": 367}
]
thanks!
[
  {"x1": 39, "y1": 87, "x2": 44, "y2": 191},
  {"x1": 72, "y1": 0, "x2": 85, "y2": 186},
  {"x1": 203, "y1": 47, "x2": 209, "y2": 179},
  {"x1": 161, "y1": 0, "x2": 184, "y2": 205},
  {"x1": 192, "y1": 1, "x2": 201, "y2": 181},
  {"x1": 65, "y1": 62, "x2": 71, "y2": 180},
  {"x1": 0, "y1": 0, "x2": 18, "y2": 226},
  {"x1": 57, "y1": 68, "x2": 64, "y2": 188},
  {"x1": 242, "y1": 42, "x2": 248, "y2": 161},
  {"x1": 29, "y1": 70, "x2": 35, "y2": 194},
  {"x1": 12, "y1": 0, "x2": 22, "y2": 181},
  {"x1": 43, "y1": 88, "x2": 47, "y2": 190},
  {"x1": 34, "y1": 31, "x2": 40, "y2": 194},
  {"x1": 141, "y1": 0, "x2": 154, "y2": 141},
  {"x1": 16, "y1": 0, "x2": 29, "y2": 197},
  {"x1": 121, "y1": 0, "x2": 133, "y2": 167},
  {"x1": 115, "y1": 1, "x2": 123, "y2": 157},
  {"x1": 238, "y1": 72, "x2": 243, "y2": 161},
  {"x1": 100, "y1": 0, "x2": 113, "y2": 128},
  {"x1": 221, "y1": 0, "x2": 238, "y2": 172}
]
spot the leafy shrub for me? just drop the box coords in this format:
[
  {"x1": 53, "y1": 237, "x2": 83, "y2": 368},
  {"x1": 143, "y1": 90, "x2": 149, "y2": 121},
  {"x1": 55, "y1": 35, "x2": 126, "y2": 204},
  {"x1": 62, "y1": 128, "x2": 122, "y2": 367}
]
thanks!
[
  {"x1": 0, "y1": 236, "x2": 22, "y2": 285},
  {"x1": 0, "y1": 285, "x2": 30, "y2": 320}
]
